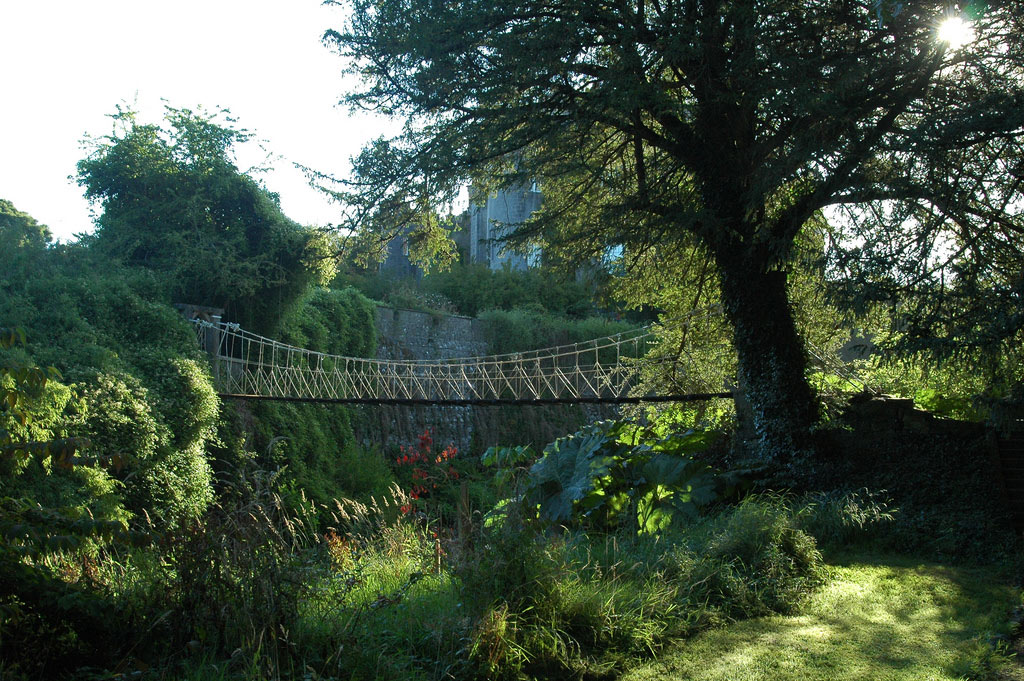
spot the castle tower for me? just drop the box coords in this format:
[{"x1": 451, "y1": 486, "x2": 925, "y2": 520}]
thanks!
[{"x1": 468, "y1": 182, "x2": 542, "y2": 270}]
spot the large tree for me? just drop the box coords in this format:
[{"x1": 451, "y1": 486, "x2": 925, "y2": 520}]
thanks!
[
  {"x1": 77, "y1": 106, "x2": 337, "y2": 333},
  {"x1": 326, "y1": 0, "x2": 1024, "y2": 462}
]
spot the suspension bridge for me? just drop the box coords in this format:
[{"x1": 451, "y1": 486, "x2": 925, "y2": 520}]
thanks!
[{"x1": 190, "y1": 319, "x2": 734, "y2": 405}]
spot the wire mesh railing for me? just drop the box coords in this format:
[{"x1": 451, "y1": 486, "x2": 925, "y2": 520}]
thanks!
[
  {"x1": 190, "y1": 314, "x2": 878, "y2": 406},
  {"x1": 190, "y1": 320, "x2": 704, "y2": 404}
]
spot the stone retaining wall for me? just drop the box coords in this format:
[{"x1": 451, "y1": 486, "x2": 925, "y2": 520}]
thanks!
[{"x1": 351, "y1": 306, "x2": 614, "y2": 454}]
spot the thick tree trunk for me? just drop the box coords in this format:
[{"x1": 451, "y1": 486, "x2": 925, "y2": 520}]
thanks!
[{"x1": 717, "y1": 261, "x2": 819, "y2": 465}]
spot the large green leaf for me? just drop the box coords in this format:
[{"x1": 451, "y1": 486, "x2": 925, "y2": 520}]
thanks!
[
  {"x1": 527, "y1": 424, "x2": 616, "y2": 524},
  {"x1": 634, "y1": 453, "x2": 718, "y2": 532},
  {"x1": 650, "y1": 429, "x2": 720, "y2": 455},
  {"x1": 636, "y1": 487, "x2": 675, "y2": 534},
  {"x1": 520, "y1": 421, "x2": 740, "y2": 533}
]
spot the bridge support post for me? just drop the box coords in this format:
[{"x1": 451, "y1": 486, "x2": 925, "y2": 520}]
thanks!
[
  {"x1": 205, "y1": 313, "x2": 222, "y2": 356},
  {"x1": 173, "y1": 304, "x2": 225, "y2": 358}
]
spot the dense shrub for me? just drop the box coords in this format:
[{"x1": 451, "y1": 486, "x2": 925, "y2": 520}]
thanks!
[
  {"x1": 338, "y1": 262, "x2": 597, "y2": 319},
  {"x1": 239, "y1": 285, "x2": 385, "y2": 512},
  {"x1": 479, "y1": 307, "x2": 637, "y2": 354},
  {"x1": 0, "y1": 225, "x2": 219, "y2": 529},
  {"x1": 0, "y1": 331, "x2": 132, "y2": 679},
  {"x1": 279, "y1": 285, "x2": 377, "y2": 357},
  {"x1": 250, "y1": 400, "x2": 380, "y2": 509},
  {"x1": 77, "y1": 106, "x2": 337, "y2": 334}
]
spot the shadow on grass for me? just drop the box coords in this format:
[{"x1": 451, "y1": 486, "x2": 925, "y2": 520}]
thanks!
[{"x1": 622, "y1": 552, "x2": 1022, "y2": 681}]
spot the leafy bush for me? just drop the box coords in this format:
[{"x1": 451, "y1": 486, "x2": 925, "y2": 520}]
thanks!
[
  {"x1": 77, "y1": 105, "x2": 337, "y2": 334},
  {"x1": 0, "y1": 330, "x2": 134, "y2": 679},
  {"x1": 0, "y1": 331, "x2": 128, "y2": 530},
  {"x1": 279, "y1": 285, "x2": 377, "y2": 357},
  {"x1": 66, "y1": 357, "x2": 218, "y2": 529},
  {"x1": 457, "y1": 496, "x2": 824, "y2": 680},
  {"x1": 0, "y1": 228, "x2": 222, "y2": 533},
  {"x1": 795, "y1": 488, "x2": 897, "y2": 548},
  {"x1": 249, "y1": 401, "x2": 359, "y2": 508},
  {"x1": 479, "y1": 307, "x2": 637, "y2": 355},
  {"x1": 487, "y1": 421, "x2": 740, "y2": 534},
  {"x1": 392, "y1": 429, "x2": 462, "y2": 518}
]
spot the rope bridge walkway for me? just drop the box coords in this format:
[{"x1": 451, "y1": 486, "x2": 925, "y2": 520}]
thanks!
[{"x1": 190, "y1": 320, "x2": 733, "y2": 406}]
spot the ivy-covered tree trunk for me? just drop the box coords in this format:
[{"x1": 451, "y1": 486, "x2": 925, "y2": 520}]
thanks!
[{"x1": 717, "y1": 259, "x2": 819, "y2": 464}]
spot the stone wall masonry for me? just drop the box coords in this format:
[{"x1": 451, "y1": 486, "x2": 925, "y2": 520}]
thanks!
[
  {"x1": 351, "y1": 306, "x2": 615, "y2": 455},
  {"x1": 373, "y1": 306, "x2": 488, "y2": 361}
]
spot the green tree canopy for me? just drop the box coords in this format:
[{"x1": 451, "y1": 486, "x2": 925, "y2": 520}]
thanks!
[
  {"x1": 0, "y1": 198, "x2": 51, "y2": 251},
  {"x1": 327, "y1": 0, "x2": 1024, "y2": 462},
  {"x1": 77, "y1": 105, "x2": 336, "y2": 332}
]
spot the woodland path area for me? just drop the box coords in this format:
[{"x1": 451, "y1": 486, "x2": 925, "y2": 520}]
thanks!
[{"x1": 622, "y1": 553, "x2": 1024, "y2": 681}]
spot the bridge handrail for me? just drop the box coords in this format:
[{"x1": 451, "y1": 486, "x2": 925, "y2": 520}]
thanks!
[{"x1": 191, "y1": 318, "x2": 655, "y2": 366}]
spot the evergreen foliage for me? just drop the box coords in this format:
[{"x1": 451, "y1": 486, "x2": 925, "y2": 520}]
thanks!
[
  {"x1": 280, "y1": 285, "x2": 377, "y2": 357},
  {"x1": 0, "y1": 233, "x2": 217, "y2": 528},
  {"x1": 0, "y1": 193, "x2": 384, "y2": 532},
  {"x1": 0, "y1": 195, "x2": 382, "y2": 676},
  {"x1": 0, "y1": 329, "x2": 134, "y2": 678},
  {"x1": 76, "y1": 105, "x2": 337, "y2": 333},
  {"x1": 326, "y1": 0, "x2": 1024, "y2": 463},
  {"x1": 241, "y1": 285, "x2": 389, "y2": 511},
  {"x1": 0, "y1": 198, "x2": 52, "y2": 250}
]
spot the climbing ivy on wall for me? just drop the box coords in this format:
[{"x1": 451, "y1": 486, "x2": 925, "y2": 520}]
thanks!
[{"x1": 244, "y1": 286, "x2": 389, "y2": 510}]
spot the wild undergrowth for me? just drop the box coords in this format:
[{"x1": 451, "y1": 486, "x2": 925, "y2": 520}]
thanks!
[
  {"x1": 5, "y1": 451, "x2": 1016, "y2": 681},
  {"x1": 4, "y1": 393, "x2": 1018, "y2": 681},
  {"x1": 287, "y1": 493, "x2": 826, "y2": 681}
]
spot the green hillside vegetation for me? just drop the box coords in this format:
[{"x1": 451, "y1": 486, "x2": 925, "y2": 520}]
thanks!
[
  {"x1": 337, "y1": 262, "x2": 600, "y2": 319},
  {"x1": 339, "y1": 263, "x2": 645, "y2": 358},
  {"x1": 2, "y1": 95, "x2": 1022, "y2": 681},
  {"x1": 0, "y1": 110, "x2": 391, "y2": 677}
]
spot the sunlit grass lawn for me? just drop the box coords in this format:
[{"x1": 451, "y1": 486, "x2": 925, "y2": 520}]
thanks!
[{"x1": 622, "y1": 553, "x2": 1023, "y2": 681}]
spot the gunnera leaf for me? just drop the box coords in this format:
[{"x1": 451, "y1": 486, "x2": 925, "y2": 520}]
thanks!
[{"x1": 527, "y1": 424, "x2": 615, "y2": 524}]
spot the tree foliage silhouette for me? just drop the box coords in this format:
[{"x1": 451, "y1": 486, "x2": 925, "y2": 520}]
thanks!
[{"x1": 327, "y1": 0, "x2": 1024, "y2": 461}]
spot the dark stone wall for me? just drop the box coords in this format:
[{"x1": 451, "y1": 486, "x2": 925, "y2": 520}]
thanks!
[{"x1": 351, "y1": 306, "x2": 614, "y2": 455}]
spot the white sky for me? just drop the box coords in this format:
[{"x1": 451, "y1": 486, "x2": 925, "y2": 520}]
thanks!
[{"x1": 0, "y1": 0, "x2": 397, "y2": 242}]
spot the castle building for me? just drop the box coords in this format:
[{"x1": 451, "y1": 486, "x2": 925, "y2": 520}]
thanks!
[
  {"x1": 379, "y1": 224, "x2": 424, "y2": 280},
  {"x1": 467, "y1": 182, "x2": 542, "y2": 271},
  {"x1": 380, "y1": 183, "x2": 542, "y2": 277}
]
